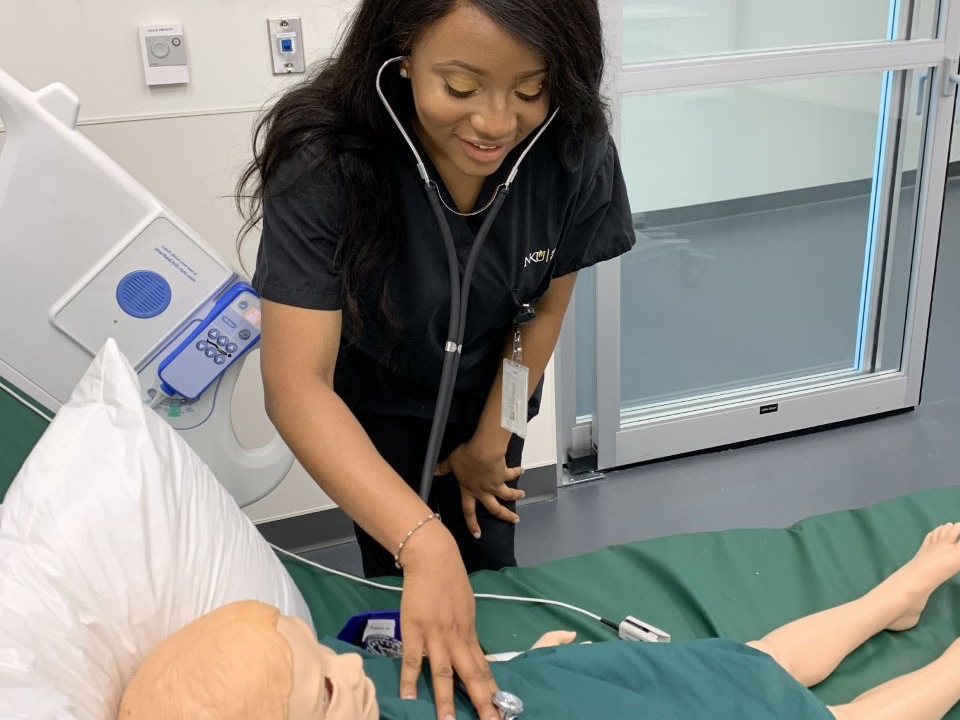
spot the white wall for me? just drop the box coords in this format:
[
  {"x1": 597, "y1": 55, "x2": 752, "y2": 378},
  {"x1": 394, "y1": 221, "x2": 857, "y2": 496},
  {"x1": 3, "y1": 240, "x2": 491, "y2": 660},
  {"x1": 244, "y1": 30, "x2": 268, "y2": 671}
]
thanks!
[
  {"x1": 1, "y1": 1, "x2": 350, "y2": 121},
  {"x1": 0, "y1": 0, "x2": 557, "y2": 524}
]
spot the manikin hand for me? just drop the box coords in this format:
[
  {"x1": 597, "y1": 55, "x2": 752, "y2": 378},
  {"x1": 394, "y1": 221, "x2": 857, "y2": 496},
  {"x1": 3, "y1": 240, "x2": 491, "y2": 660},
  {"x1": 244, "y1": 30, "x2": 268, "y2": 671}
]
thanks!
[
  {"x1": 398, "y1": 523, "x2": 502, "y2": 720},
  {"x1": 482, "y1": 630, "x2": 581, "y2": 662},
  {"x1": 436, "y1": 440, "x2": 524, "y2": 537},
  {"x1": 529, "y1": 630, "x2": 579, "y2": 650}
]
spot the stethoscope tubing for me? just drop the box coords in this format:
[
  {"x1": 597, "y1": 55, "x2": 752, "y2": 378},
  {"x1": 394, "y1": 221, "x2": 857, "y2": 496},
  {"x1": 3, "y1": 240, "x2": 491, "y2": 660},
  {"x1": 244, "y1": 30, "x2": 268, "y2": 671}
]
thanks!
[{"x1": 419, "y1": 187, "x2": 509, "y2": 502}]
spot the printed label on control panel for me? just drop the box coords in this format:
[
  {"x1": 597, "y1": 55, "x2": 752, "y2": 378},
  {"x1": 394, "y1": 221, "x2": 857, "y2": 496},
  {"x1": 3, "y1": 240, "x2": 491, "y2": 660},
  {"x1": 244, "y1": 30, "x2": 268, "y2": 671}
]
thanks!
[{"x1": 154, "y1": 244, "x2": 199, "y2": 283}]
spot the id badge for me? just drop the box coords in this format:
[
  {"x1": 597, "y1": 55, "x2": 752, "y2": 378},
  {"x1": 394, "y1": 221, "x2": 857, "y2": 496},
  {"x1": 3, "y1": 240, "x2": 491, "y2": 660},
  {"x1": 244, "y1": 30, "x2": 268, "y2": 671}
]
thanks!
[{"x1": 501, "y1": 358, "x2": 529, "y2": 438}]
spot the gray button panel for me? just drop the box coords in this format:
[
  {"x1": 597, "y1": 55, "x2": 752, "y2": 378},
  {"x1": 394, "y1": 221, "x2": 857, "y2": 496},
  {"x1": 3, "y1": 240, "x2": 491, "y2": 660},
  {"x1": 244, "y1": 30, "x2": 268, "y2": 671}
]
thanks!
[{"x1": 144, "y1": 35, "x2": 187, "y2": 67}]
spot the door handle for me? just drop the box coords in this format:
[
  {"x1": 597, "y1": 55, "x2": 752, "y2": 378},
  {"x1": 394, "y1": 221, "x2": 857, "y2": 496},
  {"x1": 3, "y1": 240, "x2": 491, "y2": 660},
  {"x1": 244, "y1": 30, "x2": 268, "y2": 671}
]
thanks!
[{"x1": 916, "y1": 71, "x2": 929, "y2": 116}]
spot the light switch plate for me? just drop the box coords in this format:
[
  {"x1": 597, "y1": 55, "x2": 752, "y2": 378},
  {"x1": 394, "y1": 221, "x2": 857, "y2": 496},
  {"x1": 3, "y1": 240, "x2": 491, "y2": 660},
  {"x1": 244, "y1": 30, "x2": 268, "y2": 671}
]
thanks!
[{"x1": 267, "y1": 17, "x2": 305, "y2": 75}]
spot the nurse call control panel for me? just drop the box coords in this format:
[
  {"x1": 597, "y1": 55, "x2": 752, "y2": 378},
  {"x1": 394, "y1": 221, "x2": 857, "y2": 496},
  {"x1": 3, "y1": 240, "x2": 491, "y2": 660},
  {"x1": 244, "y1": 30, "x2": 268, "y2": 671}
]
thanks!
[{"x1": 158, "y1": 283, "x2": 262, "y2": 400}]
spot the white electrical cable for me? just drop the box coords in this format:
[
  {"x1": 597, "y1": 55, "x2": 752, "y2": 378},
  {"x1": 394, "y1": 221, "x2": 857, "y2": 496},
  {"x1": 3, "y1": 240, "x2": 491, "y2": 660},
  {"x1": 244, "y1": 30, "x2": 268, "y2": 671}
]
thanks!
[
  {"x1": 269, "y1": 543, "x2": 604, "y2": 623},
  {"x1": 0, "y1": 378, "x2": 55, "y2": 423},
  {"x1": 472, "y1": 592, "x2": 602, "y2": 622},
  {"x1": 271, "y1": 543, "x2": 404, "y2": 592},
  {"x1": 147, "y1": 388, "x2": 172, "y2": 410}
]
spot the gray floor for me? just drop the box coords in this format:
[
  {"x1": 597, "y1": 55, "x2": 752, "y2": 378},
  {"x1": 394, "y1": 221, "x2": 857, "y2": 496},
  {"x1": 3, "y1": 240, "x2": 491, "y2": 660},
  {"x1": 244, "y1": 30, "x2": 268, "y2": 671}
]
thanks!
[{"x1": 303, "y1": 177, "x2": 960, "y2": 575}]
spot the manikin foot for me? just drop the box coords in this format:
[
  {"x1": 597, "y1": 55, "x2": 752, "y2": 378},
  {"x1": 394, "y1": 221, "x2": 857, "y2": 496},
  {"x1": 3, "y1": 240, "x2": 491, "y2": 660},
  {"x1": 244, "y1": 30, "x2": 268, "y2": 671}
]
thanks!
[{"x1": 883, "y1": 523, "x2": 960, "y2": 632}]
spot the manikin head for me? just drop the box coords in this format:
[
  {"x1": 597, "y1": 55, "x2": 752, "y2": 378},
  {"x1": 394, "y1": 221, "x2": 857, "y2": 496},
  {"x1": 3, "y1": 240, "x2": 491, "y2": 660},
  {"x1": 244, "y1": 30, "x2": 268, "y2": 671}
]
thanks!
[{"x1": 117, "y1": 600, "x2": 378, "y2": 720}]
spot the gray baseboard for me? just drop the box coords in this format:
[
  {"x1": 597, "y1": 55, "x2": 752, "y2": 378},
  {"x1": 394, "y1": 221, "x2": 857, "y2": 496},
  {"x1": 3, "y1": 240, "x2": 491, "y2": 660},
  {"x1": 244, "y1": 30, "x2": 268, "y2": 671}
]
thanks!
[{"x1": 255, "y1": 462, "x2": 558, "y2": 554}]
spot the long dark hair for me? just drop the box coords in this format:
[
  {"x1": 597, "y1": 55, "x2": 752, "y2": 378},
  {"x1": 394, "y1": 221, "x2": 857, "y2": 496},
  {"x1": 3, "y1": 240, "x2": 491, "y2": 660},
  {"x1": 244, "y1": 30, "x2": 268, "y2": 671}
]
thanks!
[{"x1": 236, "y1": 0, "x2": 608, "y2": 337}]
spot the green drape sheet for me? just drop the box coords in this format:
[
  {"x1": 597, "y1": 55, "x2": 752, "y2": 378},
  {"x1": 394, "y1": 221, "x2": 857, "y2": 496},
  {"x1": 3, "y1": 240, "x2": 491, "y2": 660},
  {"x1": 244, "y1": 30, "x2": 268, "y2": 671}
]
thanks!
[
  {"x1": 0, "y1": 388, "x2": 49, "y2": 502},
  {"x1": 342, "y1": 636, "x2": 836, "y2": 720},
  {"x1": 281, "y1": 485, "x2": 960, "y2": 716}
]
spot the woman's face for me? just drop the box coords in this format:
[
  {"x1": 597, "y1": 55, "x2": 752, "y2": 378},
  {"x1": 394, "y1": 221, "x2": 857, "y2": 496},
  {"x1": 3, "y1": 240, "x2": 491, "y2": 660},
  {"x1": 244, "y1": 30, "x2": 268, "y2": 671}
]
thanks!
[
  {"x1": 277, "y1": 616, "x2": 379, "y2": 720},
  {"x1": 404, "y1": 2, "x2": 551, "y2": 207}
]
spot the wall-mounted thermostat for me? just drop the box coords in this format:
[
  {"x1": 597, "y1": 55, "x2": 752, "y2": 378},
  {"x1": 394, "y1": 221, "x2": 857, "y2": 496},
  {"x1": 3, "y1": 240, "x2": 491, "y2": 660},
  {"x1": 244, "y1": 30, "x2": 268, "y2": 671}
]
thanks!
[
  {"x1": 139, "y1": 24, "x2": 189, "y2": 86},
  {"x1": 267, "y1": 17, "x2": 305, "y2": 75}
]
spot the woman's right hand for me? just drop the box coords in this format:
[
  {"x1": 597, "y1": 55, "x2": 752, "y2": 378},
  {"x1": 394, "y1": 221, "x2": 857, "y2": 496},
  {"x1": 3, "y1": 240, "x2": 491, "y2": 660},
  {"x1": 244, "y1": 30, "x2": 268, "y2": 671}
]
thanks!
[
  {"x1": 258, "y1": 303, "x2": 500, "y2": 717},
  {"x1": 398, "y1": 523, "x2": 502, "y2": 720}
]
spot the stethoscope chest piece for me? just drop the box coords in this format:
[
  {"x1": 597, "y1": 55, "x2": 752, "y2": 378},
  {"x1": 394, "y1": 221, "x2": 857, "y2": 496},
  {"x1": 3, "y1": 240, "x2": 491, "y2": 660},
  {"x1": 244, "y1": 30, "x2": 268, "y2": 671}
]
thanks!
[{"x1": 493, "y1": 689, "x2": 524, "y2": 719}]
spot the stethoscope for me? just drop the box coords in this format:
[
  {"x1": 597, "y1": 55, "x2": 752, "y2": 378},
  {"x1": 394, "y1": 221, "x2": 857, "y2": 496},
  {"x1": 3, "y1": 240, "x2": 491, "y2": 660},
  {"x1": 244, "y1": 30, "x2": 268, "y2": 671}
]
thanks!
[
  {"x1": 375, "y1": 55, "x2": 558, "y2": 720},
  {"x1": 375, "y1": 56, "x2": 558, "y2": 507}
]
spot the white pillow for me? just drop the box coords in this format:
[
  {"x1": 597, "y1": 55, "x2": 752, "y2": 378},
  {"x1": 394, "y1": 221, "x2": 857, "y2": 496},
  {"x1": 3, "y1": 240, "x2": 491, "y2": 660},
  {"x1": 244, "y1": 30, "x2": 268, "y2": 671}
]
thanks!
[{"x1": 0, "y1": 338, "x2": 312, "y2": 720}]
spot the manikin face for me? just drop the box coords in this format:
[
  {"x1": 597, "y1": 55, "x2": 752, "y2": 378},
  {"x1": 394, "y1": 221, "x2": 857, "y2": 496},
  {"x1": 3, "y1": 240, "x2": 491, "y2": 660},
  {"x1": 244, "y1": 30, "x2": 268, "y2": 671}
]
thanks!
[
  {"x1": 403, "y1": 2, "x2": 551, "y2": 208},
  {"x1": 276, "y1": 616, "x2": 379, "y2": 720}
]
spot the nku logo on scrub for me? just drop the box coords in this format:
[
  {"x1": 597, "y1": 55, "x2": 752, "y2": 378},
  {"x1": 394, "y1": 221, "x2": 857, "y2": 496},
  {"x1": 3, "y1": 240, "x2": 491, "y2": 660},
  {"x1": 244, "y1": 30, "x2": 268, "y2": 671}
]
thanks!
[{"x1": 524, "y1": 249, "x2": 556, "y2": 267}]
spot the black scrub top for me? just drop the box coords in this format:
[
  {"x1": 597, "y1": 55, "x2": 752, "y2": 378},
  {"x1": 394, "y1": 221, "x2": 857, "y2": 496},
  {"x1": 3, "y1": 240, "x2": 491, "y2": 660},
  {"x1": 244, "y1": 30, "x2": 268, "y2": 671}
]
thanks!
[{"x1": 253, "y1": 126, "x2": 635, "y2": 427}]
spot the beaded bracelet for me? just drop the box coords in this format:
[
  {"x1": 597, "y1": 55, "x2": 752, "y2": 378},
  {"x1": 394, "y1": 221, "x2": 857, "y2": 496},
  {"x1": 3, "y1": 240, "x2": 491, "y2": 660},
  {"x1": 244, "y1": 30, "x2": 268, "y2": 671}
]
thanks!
[{"x1": 394, "y1": 512, "x2": 439, "y2": 569}]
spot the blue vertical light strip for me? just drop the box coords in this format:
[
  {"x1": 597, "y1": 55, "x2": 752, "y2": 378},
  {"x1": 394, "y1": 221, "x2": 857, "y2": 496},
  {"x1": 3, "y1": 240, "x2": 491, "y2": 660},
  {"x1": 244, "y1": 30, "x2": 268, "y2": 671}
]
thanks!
[{"x1": 854, "y1": 0, "x2": 902, "y2": 371}]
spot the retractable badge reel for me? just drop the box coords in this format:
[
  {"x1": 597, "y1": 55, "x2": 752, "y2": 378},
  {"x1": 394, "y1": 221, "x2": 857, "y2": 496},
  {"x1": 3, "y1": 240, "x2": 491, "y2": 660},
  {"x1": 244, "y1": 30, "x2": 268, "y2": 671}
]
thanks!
[{"x1": 501, "y1": 304, "x2": 535, "y2": 438}]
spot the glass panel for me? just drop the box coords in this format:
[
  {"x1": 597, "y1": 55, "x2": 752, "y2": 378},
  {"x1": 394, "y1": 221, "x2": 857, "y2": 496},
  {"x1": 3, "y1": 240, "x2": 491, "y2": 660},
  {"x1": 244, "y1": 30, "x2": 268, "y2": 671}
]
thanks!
[
  {"x1": 923, "y1": 111, "x2": 960, "y2": 401},
  {"x1": 623, "y1": 0, "x2": 940, "y2": 64},
  {"x1": 878, "y1": 133, "x2": 922, "y2": 373},
  {"x1": 617, "y1": 71, "x2": 926, "y2": 414}
]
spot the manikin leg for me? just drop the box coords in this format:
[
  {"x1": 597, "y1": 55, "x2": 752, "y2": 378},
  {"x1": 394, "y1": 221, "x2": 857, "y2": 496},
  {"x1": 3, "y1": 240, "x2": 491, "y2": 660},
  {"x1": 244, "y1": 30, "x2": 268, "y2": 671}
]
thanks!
[
  {"x1": 743, "y1": 523, "x2": 960, "y2": 719},
  {"x1": 827, "y1": 639, "x2": 960, "y2": 720}
]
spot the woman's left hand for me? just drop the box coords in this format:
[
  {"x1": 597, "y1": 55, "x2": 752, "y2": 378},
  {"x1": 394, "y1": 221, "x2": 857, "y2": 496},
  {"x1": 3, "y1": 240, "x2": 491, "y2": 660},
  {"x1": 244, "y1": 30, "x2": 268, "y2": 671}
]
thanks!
[{"x1": 436, "y1": 441, "x2": 524, "y2": 537}]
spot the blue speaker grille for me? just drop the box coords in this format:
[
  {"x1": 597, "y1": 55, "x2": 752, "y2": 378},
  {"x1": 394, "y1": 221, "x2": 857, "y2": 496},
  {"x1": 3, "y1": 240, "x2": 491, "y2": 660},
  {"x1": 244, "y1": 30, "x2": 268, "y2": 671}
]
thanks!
[{"x1": 116, "y1": 271, "x2": 172, "y2": 319}]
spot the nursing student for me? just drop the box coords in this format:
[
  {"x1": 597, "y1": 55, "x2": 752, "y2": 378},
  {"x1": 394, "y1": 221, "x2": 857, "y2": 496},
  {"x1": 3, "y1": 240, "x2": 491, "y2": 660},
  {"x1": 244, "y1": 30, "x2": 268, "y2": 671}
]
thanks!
[{"x1": 237, "y1": 1, "x2": 635, "y2": 718}]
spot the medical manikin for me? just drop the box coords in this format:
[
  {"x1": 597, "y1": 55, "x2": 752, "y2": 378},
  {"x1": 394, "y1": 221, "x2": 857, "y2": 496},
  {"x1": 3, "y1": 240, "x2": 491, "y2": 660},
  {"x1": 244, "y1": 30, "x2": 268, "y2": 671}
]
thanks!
[
  {"x1": 119, "y1": 524, "x2": 960, "y2": 720},
  {"x1": 117, "y1": 600, "x2": 560, "y2": 720}
]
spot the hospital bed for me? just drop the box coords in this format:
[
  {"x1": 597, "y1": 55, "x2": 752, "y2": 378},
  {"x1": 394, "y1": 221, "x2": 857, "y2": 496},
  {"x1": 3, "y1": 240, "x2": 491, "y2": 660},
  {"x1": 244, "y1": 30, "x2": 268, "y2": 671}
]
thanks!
[{"x1": 2, "y1": 340, "x2": 959, "y2": 719}]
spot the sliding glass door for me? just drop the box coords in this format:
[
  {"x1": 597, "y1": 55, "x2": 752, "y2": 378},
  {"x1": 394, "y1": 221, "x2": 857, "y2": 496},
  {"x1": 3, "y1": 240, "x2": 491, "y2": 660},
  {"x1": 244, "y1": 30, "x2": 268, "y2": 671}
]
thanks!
[{"x1": 559, "y1": 0, "x2": 959, "y2": 473}]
